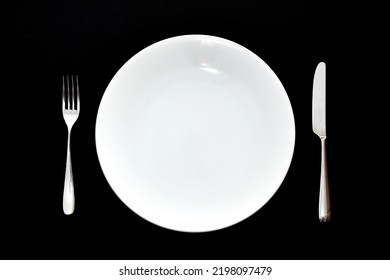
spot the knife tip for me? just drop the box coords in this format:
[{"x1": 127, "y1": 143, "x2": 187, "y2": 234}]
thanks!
[{"x1": 317, "y1": 61, "x2": 326, "y2": 69}]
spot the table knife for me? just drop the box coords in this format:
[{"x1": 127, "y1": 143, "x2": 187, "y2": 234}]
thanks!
[{"x1": 312, "y1": 62, "x2": 330, "y2": 222}]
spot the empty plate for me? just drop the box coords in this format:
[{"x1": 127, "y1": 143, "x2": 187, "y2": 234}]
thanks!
[{"x1": 95, "y1": 35, "x2": 295, "y2": 232}]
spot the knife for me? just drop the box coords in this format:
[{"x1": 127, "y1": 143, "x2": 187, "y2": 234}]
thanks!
[{"x1": 312, "y1": 62, "x2": 330, "y2": 222}]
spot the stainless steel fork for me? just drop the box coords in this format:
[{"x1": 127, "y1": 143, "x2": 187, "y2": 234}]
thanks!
[{"x1": 62, "y1": 75, "x2": 80, "y2": 215}]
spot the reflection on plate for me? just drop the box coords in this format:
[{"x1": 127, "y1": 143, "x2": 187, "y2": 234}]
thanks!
[{"x1": 95, "y1": 35, "x2": 295, "y2": 232}]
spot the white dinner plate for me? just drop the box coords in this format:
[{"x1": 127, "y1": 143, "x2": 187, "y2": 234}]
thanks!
[{"x1": 95, "y1": 35, "x2": 295, "y2": 232}]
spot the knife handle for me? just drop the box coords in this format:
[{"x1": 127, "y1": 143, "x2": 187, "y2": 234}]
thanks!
[{"x1": 319, "y1": 137, "x2": 331, "y2": 222}]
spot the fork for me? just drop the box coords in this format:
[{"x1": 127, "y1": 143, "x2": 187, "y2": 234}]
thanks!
[{"x1": 62, "y1": 75, "x2": 80, "y2": 215}]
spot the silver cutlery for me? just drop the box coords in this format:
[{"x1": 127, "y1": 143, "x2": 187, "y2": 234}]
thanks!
[
  {"x1": 312, "y1": 62, "x2": 330, "y2": 222},
  {"x1": 62, "y1": 75, "x2": 80, "y2": 215}
]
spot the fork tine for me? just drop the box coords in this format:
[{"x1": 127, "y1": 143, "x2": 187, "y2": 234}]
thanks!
[
  {"x1": 62, "y1": 75, "x2": 80, "y2": 112},
  {"x1": 66, "y1": 75, "x2": 70, "y2": 110},
  {"x1": 71, "y1": 75, "x2": 75, "y2": 110},
  {"x1": 62, "y1": 75, "x2": 65, "y2": 111},
  {"x1": 76, "y1": 75, "x2": 80, "y2": 111}
]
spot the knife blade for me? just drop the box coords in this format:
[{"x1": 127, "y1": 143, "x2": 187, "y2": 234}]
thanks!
[
  {"x1": 312, "y1": 62, "x2": 330, "y2": 222},
  {"x1": 313, "y1": 62, "x2": 326, "y2": 138}
]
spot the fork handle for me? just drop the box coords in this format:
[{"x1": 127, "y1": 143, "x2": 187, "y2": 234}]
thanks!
[
  {"x1": 63, "y1": 133, "x2": 75, "y2": 215},
  {"x1": 319, "y1": 137, "x2": 330, "y2": 222}
]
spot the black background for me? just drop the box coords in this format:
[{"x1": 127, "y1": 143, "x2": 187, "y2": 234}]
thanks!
[{"x1": 4, "y1": 0, "x2": 388, "y2": 260}]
